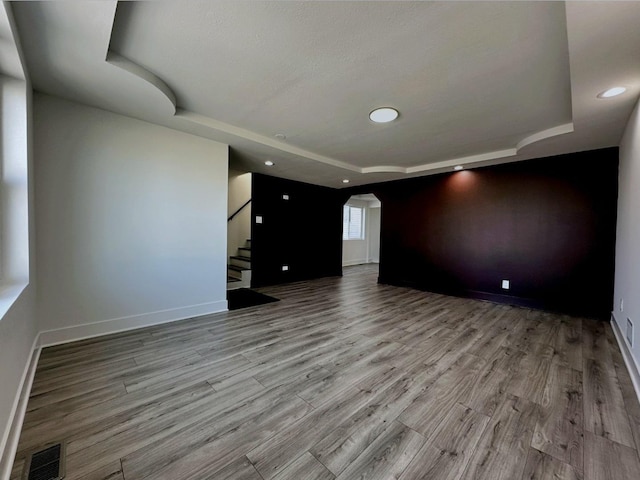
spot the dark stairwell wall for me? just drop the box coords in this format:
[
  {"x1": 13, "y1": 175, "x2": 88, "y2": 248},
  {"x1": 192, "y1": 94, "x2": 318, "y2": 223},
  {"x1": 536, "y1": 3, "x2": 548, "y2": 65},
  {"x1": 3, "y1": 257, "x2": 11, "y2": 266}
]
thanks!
[{"x1": 251, "y1": 173, "x2": 346, "y2": 287}]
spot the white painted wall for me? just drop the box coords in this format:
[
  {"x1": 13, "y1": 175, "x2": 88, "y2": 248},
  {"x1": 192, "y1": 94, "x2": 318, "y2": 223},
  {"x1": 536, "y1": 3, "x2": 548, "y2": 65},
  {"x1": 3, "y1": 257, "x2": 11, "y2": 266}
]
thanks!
[
  {"x1": 368, "y1": 206, "x2": 381, "y2": 263},
  {"x1": 614, "y1": 96, "x2": 640, "y2": 393},
  {"x1": 0, "y1": 288, "x2": 36, "y2": 470},
  {"x1": 34, "y1": 94, "x2": 229, "y2": 342},
  {"x1": 227, "y1": 169, "x2": 251, "y2": 258},
  {"x1": 342, "y1": 198, "x2": 380, "y2": 267}
]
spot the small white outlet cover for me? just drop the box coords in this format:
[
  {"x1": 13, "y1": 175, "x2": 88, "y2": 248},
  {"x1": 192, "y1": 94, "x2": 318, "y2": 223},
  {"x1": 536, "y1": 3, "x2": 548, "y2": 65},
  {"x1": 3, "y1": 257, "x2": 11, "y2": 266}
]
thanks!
[
  {"x1": 501, "y1": 280, "x2": 510, "y2": 289},
  {"x1": 282, "y1": 265, "x2": 289, "y2": 271},
  {"x1": 282, "y1": 194, "x2": 289, "y2": 200},
  {"x1": 255, "y1": 216, "x2": 263, "y2": 224},
  {"x1": 627, "y1": 318, "x2": 633, "y2": 346}
]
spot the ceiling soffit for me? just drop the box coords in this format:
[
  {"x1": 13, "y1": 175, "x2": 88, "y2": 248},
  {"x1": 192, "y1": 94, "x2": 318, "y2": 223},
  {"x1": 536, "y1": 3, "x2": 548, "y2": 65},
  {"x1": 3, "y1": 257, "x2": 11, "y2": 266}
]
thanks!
[{"x1": 105, "y1": 1, "x2": 574, "y2": 178}]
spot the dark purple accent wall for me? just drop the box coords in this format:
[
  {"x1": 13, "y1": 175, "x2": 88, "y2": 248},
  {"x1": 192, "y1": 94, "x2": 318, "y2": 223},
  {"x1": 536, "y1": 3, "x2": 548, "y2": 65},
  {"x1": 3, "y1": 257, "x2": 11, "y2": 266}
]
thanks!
[
  {"x1": 250, "y1": 148, "x2": 618, "y2": 319},
  {"x1": 359, "y1": 148, "x2": 618, "y2": 318},
  {"x1": 250, "y1": 173, "x2": 346, "y2": 287}
]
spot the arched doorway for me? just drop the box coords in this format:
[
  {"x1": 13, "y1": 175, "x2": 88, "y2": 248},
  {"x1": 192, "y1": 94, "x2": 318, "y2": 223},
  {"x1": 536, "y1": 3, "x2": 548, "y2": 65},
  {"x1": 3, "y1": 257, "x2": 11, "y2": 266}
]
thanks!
[{"x1": 342, "y1": 193, "x2": 381, "y2": 278}]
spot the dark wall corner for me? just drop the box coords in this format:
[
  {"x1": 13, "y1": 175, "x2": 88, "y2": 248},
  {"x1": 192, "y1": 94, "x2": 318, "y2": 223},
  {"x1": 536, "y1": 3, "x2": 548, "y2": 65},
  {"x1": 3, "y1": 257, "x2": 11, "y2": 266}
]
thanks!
[{"x1": 250, "y1": 173, "x2": 344, "y2": 287}]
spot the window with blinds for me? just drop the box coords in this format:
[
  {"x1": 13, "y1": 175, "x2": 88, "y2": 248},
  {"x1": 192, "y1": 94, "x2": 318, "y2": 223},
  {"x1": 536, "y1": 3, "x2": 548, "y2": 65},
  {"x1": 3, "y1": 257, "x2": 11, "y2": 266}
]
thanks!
[{"x1": 343, "y1": 205, "x2": 365, "y2": 240}]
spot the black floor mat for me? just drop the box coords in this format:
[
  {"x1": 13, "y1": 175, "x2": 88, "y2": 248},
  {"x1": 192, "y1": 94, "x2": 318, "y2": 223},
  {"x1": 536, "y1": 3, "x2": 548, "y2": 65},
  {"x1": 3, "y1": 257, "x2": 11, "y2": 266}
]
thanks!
[{"x1": 227, "y1": 288, "x2": 279, "y2": 310}]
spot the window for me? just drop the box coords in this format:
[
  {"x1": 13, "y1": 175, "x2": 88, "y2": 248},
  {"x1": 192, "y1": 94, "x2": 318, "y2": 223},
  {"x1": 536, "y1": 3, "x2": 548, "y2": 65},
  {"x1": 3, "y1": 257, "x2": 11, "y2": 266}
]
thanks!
[
  {"x1": 343, "y1": 205, "x2": 365, "y2": 240},
  {"x1": 0, "y1": 74, "x2": 30, "y2": 320}
]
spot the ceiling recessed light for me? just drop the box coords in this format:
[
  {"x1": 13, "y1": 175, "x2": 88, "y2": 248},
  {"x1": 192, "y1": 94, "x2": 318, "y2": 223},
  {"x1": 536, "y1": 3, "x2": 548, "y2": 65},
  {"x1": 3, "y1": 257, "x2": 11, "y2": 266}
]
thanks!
[
  {"x1": 454, "y1": 165, "x2": 464, "y2": 171},
  {"x1": 265, "y1": 160, "x2": 274, "y2": 166},
  {"x1": 369, "y1": 107, "x2": 399, "y2": 123},
  {"x1": 598, "y1": 86, "x2": 627, "y2": 98},
  {"x1": 274, "y1": 133, "x2": 286, "y2": 140},
  {"x1": 342, "y1": 179, "x2": 350, "y2": 184}
]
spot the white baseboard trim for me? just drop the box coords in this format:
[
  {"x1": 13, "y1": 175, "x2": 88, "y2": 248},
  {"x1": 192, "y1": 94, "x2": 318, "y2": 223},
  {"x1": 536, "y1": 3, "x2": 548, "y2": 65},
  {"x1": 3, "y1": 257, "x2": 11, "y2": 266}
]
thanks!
[
  {"x1": 611, "y1": 314, "x2": 640, "y2": 405},
  {"x1": 0, "y1": 299, "x2": 228, "y2": 478},
  {"x1": 342, "y1": 260, "x2": 371, "y2": 267},
  {"x1": 38, "y1": 300, "x2": 228, "y2": 348},
  {"x1": 0, "y1": 339, "x2": 40, "y2": 480}
]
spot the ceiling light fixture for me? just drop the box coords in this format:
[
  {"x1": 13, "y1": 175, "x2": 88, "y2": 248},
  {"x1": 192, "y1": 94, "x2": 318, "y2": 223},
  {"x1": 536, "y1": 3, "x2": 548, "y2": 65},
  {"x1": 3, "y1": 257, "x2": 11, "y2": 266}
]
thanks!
[
  {"x1": 265, "y1": 160, "x2": 274, "y2": 166},
  {"x1": 598, "y1": 86, "x2": 627, "y2": 98},
  {"x1": 369, "y1": 107, "x2": 399, "y2": 123},
  {"x1": 454, "y1": 165, "x2": 464, "y2": 171},
  {"x1": 342, "y1": 179, "x2": 350, "y2": 184}
]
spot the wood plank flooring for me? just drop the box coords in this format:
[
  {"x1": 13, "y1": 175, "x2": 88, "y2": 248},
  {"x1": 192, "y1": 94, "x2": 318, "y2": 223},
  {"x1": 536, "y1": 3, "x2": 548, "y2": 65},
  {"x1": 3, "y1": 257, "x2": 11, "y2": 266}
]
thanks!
[{"x1": 10, "y1": 264, "x2": 640, "y2": 479}]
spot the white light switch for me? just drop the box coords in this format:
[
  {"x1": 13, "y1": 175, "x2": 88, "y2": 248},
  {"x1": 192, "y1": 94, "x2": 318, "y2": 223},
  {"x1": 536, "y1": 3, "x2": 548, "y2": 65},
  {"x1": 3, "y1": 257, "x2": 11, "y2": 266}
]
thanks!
[
  {"x1": 502, "y1": 280, "x2": 510, "y2": 290},
  {"x1": 282, "y1": 194, "x2": 289, "y2": 200},
  {"x1": 256, "y1": 216, "x2": 263, "y2": 224},
  {"x1": 282, "y1": 265, "x2": 289, "y2": 271}
]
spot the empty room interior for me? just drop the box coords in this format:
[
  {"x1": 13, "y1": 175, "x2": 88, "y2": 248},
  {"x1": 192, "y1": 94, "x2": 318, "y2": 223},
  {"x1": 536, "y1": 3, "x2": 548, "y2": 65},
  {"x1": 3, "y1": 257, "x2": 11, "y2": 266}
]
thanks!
[{"x1": 2, "y1": 1, "x2": 640, "y2": 479}]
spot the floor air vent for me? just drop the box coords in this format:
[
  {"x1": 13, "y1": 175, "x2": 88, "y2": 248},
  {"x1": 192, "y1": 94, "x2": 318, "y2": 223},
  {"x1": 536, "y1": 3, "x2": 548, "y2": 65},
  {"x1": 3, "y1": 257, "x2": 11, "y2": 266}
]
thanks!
[{"x1": 23, "y1": 442, "x2": 65, "y2": 480}]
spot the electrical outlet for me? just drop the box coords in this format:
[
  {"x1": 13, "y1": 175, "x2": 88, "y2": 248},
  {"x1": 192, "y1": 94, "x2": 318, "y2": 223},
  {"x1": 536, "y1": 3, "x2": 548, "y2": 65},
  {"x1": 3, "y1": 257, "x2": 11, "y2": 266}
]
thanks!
[
  {"x1": 255, "y1": 215, "x2": 263, "y2": 224},
  {"x1": 501, "y1": 280, "x2": 510, "y2": 290},
  {"x1": 627, "y1": 318, "x2": 633, "y2": 346},
  {"x1": 282, "y1": 194, "x2": 289, "y2": 200},
  {"x1": 620, "y1": 298, "x2": 624, "y2": 312},
  {"x1": 282, "y1": 265, "x2": 289, "y2": 271}
]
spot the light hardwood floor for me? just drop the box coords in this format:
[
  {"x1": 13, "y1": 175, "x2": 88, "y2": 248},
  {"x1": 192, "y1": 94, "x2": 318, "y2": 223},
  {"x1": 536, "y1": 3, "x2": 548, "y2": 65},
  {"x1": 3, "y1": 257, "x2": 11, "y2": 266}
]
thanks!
[{"x1": 10, "y1": 265, "x2": 640, "y2": 479}]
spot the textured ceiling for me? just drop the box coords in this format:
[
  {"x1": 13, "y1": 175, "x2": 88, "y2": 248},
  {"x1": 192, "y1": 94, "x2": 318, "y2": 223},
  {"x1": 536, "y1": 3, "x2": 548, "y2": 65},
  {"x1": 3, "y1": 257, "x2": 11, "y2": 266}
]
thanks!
[
  {"x1": 11, "y1": 1, "x2": 640, "y2": 187},
  {"x1": 110, "y1": 1, "x2": 571, "y2": 168}
]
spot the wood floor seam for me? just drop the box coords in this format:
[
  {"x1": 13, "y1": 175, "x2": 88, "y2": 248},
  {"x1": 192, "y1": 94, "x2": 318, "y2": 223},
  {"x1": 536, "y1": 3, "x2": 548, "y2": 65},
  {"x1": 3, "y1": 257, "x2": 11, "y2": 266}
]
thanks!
[
  {"x1": 294, "y1": 394, "x2": 316, "y2": 411},
  {"x1": 247, "y1": 455, "x2": 266, "y2": 480},
  {"x1": 9, "y1": 265, "x2": 640, "y2": 480}
]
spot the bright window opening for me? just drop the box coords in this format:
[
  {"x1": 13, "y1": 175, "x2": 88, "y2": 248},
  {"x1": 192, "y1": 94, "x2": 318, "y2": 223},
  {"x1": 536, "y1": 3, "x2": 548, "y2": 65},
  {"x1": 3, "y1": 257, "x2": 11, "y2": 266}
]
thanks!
[{"x1": 343, "y1": 205, "x2": 365, "y2": 240}]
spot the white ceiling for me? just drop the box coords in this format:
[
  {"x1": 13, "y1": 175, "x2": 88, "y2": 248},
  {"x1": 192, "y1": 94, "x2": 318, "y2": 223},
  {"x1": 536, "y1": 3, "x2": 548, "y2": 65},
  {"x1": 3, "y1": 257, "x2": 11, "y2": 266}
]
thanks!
[{"x1": 11, "y1": 1, "x2": 640, "y2": 188}]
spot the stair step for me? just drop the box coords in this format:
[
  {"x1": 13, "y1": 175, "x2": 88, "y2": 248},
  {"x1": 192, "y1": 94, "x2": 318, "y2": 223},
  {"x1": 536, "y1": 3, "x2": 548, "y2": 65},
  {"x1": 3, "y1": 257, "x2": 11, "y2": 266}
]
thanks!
[
  {"x1": 228, "y1": 264, "x2": 250, "y2": 272},
  {"x1": 230, "y1": 255, "x2": 251, "y2": 262},
  {"x1": 238, "y1": 246, "x2": 251, "y2": 252},
  {"x1": 227, "y1": 276, "x2": 241, "y2": 282}
]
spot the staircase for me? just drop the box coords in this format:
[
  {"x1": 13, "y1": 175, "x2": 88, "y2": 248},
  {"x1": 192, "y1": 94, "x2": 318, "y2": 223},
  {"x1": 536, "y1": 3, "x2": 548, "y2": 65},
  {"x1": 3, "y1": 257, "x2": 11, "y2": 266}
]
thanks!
[{"x1": 227, "y1": 239, "x2": 252, "y2": 290}]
